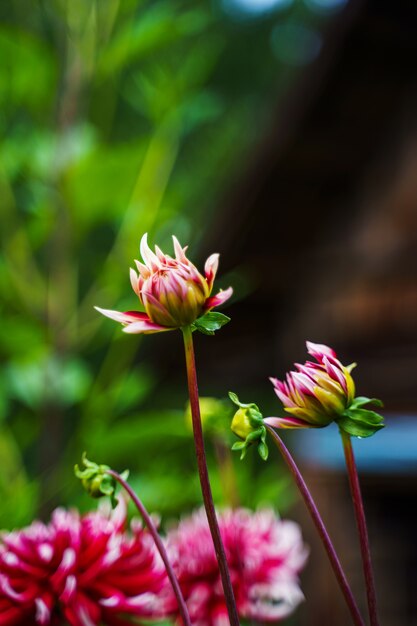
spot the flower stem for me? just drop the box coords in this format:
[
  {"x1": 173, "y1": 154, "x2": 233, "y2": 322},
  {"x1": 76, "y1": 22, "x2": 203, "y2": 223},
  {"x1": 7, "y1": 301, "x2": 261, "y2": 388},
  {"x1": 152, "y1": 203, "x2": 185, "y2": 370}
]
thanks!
[
  {"x1": 182, "y1": 325, "x2": 240, "y2": 626},
  {"x1": 106, "y1": 469, "x2": 191, "y2": 626},
  {"x1": 340, "y1": 430, "x2": 379, "y2": 626},
  {"x1": 266, "y1": 425, "x2": 365, "y2": 626}
]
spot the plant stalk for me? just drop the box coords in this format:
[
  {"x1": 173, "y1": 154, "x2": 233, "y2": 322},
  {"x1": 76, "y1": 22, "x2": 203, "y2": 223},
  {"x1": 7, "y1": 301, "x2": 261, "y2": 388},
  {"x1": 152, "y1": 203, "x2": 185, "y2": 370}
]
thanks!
[
  {"x1": 266, "y1": 425, "x2": 365, "y2": 626},
  {"x1": 107, "y1": 469, "x2": 191, "y2": 626},
  {"x1": 182, "y1": 325, "x2": 240, "y2": 626},
  {"x1": 340, "y1": 430, "x2": 379, "y2": 626}
]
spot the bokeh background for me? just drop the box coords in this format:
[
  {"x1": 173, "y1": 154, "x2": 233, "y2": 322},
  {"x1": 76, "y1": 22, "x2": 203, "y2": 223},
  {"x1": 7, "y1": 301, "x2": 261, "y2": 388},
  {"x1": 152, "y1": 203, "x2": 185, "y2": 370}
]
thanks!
[{"x1": 1, "y1": 0, "x2": 417, "y2": 624}]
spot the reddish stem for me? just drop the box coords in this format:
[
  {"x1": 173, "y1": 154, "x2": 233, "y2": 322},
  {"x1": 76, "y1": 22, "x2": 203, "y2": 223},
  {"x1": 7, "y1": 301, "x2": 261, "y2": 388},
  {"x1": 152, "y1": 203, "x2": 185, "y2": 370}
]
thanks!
[
  {"x1": 266, "y1": 425, "x2": 365, "y2": 626},
  {"x1": 182, "y1": 326, "x2": 240, "y2": 626},
  {"x1": 340, "y1": 430, "x2": 380, "y2": 626},
  {"x1": 107, "y1": 469, "x2": 191, "y2": 626}
]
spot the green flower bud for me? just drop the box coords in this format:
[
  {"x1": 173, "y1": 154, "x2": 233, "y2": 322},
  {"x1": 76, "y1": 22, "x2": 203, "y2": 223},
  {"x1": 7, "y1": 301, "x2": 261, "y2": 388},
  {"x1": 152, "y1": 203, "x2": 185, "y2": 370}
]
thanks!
[
  {"x1": 74, "y1": 453, "x2": 128, "y2": 508},
  {"x1": 231, "y1": 408, "x2": 254, "y2": 440},
  {"x1": 229, "y1": 392, "x2": 269, "y2": 461}
]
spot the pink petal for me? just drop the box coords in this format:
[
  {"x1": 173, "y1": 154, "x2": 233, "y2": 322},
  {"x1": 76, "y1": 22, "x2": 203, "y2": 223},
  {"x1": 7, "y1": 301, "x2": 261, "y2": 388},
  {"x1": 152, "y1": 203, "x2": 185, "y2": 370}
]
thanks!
[
  {"x1": 264, "y1": 416, "x2": 312, "y2": 429},
  {"x1": 323, "y1": 355, "x2": 347, "y2": 391},
  {"x1": 95, "y1": 307, "x2": 149, "y2": 325},
  {"x1": 291, "y1": 372, "x2": 316, "y2": 396},
  {"x1": 306, "y1": 341, "x2": 336, "y2": 362},
  {"x1": 123, "y1": 320, "x2": 172, "y2": 334},
  {"x1": 270, "y1": 377, "x2": 297, "y2": 408},
  {"x1": 204, "y1": 253, "x2": 219, "y2": 291},
  {"x1": 204, "y1": 287, "x2": 233, "y2": 311}
]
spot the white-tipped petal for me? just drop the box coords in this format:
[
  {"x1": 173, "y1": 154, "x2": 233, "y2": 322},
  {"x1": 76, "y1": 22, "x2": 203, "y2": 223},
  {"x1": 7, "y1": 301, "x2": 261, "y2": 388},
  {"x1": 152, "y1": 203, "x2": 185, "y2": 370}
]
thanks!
[
  {"x1": 122, "y1": 320, "x2": 172, "y2": 334},
  {"x1": 306, "y1": 341, "x2": 336, "y2": 360},
  {"x1": 204, "y1": 286, "x2": 233, "y2": 311},
  {"x1": 94, "y1": 307, "x2": 147, "y2": 325},
  {"x1": 129, "y1": 268, "x2": 141, "y2": 297},
  {"x1": 172, "y1": 235, "x2": 187, "y2": 263},
  {"x1": 154, "y1": 245, "x2": 166, "y2": 261},
  {"x1": 134, "y1": 259, "x2": 150, "y2": 279},
  {"x1": 204, "y1": 253, "x2": 219, "y2": 290},
  {"x1": 140, "y1": 233, "x2": 159, "y2": 270}
]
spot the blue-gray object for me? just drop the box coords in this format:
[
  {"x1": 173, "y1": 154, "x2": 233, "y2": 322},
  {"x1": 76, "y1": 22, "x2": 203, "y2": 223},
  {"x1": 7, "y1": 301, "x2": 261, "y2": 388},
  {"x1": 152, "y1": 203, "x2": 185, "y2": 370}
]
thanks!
[{"x1": 292, "y1": 415, "x2": 417, "y2": 473}]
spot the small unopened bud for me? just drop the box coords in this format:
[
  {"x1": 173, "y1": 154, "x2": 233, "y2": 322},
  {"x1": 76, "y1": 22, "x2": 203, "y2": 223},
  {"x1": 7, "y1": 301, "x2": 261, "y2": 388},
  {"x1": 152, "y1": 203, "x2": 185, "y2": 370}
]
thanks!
[
  {"x1": 82, "y1": 473, "x2": 110, "y2": 499},
  {"x1": 74, "y1": 453, "x2": 128, "y2": 508},
  {"x1": 229, "y1": 392, "x2": 269, "y2": 461},
  {"x1": 231, "y1": 408, "x2": 253, "y2": 440}
]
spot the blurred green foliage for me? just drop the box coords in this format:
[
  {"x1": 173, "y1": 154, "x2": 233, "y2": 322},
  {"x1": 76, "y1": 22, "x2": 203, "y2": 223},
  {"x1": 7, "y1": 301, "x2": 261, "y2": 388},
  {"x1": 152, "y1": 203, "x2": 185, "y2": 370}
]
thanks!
[{"x1": 0, "y1": 0, "x2": 332, "y2": 528}]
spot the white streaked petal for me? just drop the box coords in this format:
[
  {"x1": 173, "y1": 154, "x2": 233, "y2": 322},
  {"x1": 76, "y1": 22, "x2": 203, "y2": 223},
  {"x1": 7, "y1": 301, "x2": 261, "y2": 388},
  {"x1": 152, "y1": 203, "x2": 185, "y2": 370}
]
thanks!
[
  {"x1": 172, "y1": 235, "x2": 188, "y2": 263},
  {"x1": 134, "y1": 259, "x2": 151, "y2": 279},
  {"x1": 204, "y1": 253, "x2": 219, "y2": 289},
  {"x1": 140, "y1": 233, "x2": 159, "y2": 269},
  {"x1": 122, "y1": 320, "x2": 172, "y2": 334},
  {"x1": 35, "y1": 598, "x2": 51, "y2": 625},
  {"x1": 94, "y1": 306, "x2": 141, "y2": 324},
  {"x1": 129, "y1": 268, "x2": 141, "y2": 297}
]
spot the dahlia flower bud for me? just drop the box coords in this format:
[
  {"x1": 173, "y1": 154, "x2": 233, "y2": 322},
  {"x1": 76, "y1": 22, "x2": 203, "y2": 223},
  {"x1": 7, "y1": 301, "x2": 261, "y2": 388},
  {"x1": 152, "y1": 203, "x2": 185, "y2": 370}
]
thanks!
[
  {"x1": 229, "y1": 392, "x2": 269, "y2": 460},
  {"x1": 95, "y1": 233, "x2": 232, "y2": 334},
  {"x1": 231, "y1": 408, "x2": 253, "y2": 440},
  {"x1": 268, "y1": 341, "x2": 384, "y2": 437}
]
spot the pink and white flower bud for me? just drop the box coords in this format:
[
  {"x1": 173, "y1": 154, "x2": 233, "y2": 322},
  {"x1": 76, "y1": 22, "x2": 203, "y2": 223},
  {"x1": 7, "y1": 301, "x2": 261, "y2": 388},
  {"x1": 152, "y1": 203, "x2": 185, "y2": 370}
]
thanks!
[
  {"x1": 268, "y1": 341, "x2": 356, "y2": 429},
  {"x1": 96, "y1": 234, "x2": 232, "y2": 334}
]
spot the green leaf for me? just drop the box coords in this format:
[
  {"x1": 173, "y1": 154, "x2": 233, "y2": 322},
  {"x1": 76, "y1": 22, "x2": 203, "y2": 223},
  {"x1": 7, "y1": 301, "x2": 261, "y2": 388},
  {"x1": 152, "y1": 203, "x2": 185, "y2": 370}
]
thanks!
[
  {"x1": 192, "y1": 312, "x2": 231, "y2": 336},
  {"x1": 231, "y1": 441, "x2": 246, "y2": 451}
]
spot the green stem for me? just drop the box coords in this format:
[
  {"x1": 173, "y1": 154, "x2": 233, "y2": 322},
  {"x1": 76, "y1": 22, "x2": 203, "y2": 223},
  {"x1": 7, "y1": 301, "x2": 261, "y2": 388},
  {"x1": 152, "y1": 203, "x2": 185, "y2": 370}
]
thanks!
[
  {"x1": 182, "y1": 326, "x2": 240, "y2": 626},
  {"x1": 107, "y1": 469, "x2": 191, "y2": 626},
  {"x1": 340, "y1": 430, "x2": 379, "y2": 626},
  {"x1": 266, "y1": 426, "x2": 365, "y2": 626}
]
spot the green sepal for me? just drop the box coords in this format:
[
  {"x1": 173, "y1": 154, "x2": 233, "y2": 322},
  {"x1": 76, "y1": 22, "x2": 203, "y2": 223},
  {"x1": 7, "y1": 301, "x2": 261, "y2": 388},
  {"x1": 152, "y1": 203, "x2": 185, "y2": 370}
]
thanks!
[
  {"x1": 229, "y1": 392, "x2": 268, "y2": 461},
  {"x1": 257, "y1": 441, "x2": 269, "y2": 461},
  {"x1": 337, "y1": 400, "x2": 385, "y2": 438},
  {"x1": 337, "y1": 416, "x2": 384, "y2": 438},
  {"x1": 344, "y1": 408, "x2": 384, "y2": 425},
  {"x1": 231, "y1": 441, "x2": 246, "y2": 451},
  {"x1": 191, "y1": 312, "x2": 231, "y2": 336},
  {"x1": 228, "y1": 392, "x2": 263, "y2": 425},
  {"x1": 349, "y1": 396, "x2": 384, "y2": 409}
]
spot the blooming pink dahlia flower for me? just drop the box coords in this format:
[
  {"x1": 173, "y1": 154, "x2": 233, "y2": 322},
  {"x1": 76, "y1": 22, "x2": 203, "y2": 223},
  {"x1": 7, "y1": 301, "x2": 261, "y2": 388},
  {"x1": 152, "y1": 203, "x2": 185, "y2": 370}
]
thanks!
[
  {"x1": 166, "y1": 508, "x2": 308, "y2": 626},
  {"x1": 0, "y1": 500, "x2": 167, "y2": 626},
  {"x1": 268, "y1": 341, "x2": 356, "y2": 429},
  {"x1": 95, "y1": 233, "x2": 233, "y2": 334}
]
